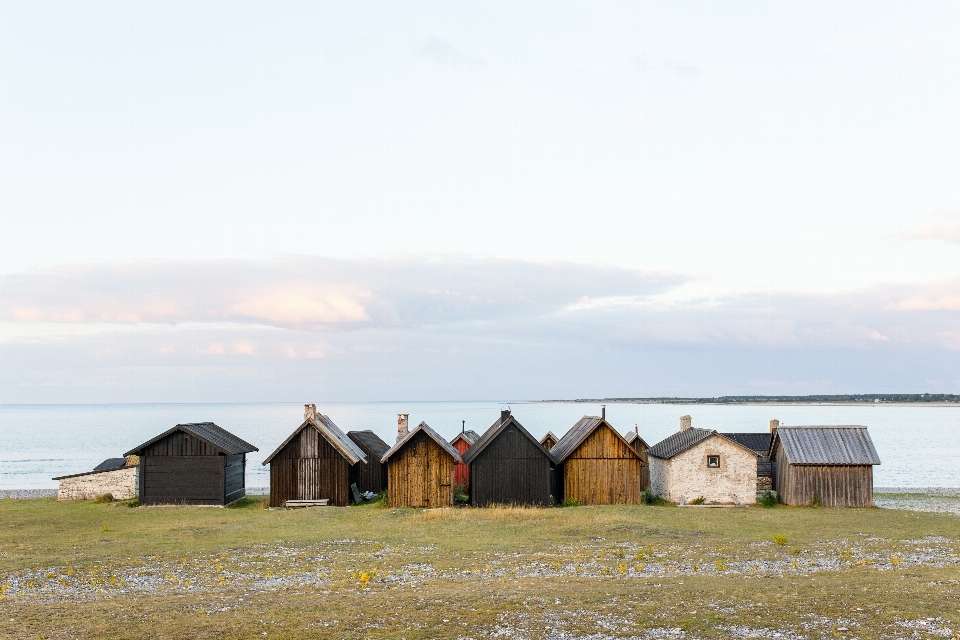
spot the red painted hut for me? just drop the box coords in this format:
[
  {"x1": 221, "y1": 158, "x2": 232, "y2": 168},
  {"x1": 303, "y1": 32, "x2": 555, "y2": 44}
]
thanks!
[{"x1": 450, "y1": 430, "x2": 480, "y2": 491}]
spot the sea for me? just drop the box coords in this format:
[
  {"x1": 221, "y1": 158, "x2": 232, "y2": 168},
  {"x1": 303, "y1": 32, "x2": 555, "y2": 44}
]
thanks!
[{"x1": 1, "y1": 402, "x2": 958, "y2": 490}]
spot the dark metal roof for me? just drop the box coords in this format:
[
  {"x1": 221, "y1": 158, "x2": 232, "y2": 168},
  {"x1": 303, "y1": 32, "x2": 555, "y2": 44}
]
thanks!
[
  {"x1": 262, "y1": 415, "x2": 366, "y2": 466},
  {"x1": 550, "y1": 416, "x2": 637, "y2": 463},
  {"x1": 647, "y1": 428, "x2": 715, "y2": 459},
  {"x1": 380, "y1": 421, "x2": 464, "y2": 464},
  {"x1": 462, "y1": 413, "x2": 556, "y2": 465},
  {"x1": 348, "y1": 430, "x2": 390, "y2": 460},
  {"x1": 773, "y1": 426, "x2": 880, "y2": 466},
  {"x1": 93, "y1": 458, "x2": 128, "y2": 472},
  {"x1": 720, "y1": 433, "x2": 772, "y2": 456},
  {"x1": 450, "y1": 430, "x2": 481, "y2": 447},
  {"x1": 125, "y1": 422, "x2": 258, "y2": 457}
]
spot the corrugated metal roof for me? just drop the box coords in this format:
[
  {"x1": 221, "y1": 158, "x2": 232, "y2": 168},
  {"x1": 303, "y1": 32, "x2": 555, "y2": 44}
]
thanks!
[
  {"x1": 380, "y1": 421, "x2": 463, "y2": 464},
  {"x1": 462, "y1": 413, "x2": 556, "y2": 465},
  {"x1": 720, "y1": 433, "x2": 772, "y2": 456},
  {"x1": 647, "y1": 428, "x2": 714, "y2": 459},
  {"x1": 348, "y1": 430, "x2": 390, "y2": 460},
  {"x1": 774, "y1": 426, "x2": 880, "y2": 465},
  {"x1": 262, "y1": 415, "x2": 367, "y2": 466},
  {"x1": 93, "y1": 458, "x2": 128, "y2": 472},
  {"x1": 450, "y1": 430, "x2": 481, "y2": 447},
  {"x1": 125, "y1": 422, "x2": 258, "y2": 457}
]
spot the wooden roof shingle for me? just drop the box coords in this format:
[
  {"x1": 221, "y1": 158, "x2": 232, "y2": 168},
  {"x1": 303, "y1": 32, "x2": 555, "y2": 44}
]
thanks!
[
  {"x1": 262, "y1": 415, "x2": 367, "y2": 466},
  {"x1": 348, "y1": 430, "x2": 391, "y2": 460},
  {"x1": 550, "y1": 416, "x2": 636, "y2": 463}
]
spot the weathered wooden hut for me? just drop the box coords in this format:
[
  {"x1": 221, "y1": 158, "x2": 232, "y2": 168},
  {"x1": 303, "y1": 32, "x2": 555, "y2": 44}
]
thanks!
[
  {"x1": 450, "y1": 429, "x2": 480, "y2": 490},
  {"x1": 551, "y1": 411, "x2": 643, "y2": 505},
  {"x1": 381, "y1": 421, "x2": 462, "y2": 508},
  {"x1": 648, "y1": 417, "x2": 759, "y2": 505},
  {"x1": 347, "y1": 430, "x2": 390, "y2": 495},
  {"x1": 770, "y1": 426, "x2": 880, "y2": 507},
  {"x1": 462, "y1": 410, "x2": 556, "y2": 507},
  {"x1": 624, "y1": 426, "x2": 651, "y2": 490},
  {"x1": 124, "y1": 422, "x2": 257, "y2": 506},
  {"x1": 262, "y1": 405, "x2": 367, "y2": 508},
  {"x1": 539, "y1": 432, "x2": 559, "y2": 452}
]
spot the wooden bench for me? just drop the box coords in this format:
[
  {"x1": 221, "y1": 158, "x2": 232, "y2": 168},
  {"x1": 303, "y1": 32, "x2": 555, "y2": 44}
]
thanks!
[{"x1": 283, "y1": 499, "x2": 330, "y2": 508}]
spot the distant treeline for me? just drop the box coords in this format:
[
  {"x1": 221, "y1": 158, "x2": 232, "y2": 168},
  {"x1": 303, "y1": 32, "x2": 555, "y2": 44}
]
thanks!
[{"x1": 565, "y1": 394, "x2": 959, "y2": 404}]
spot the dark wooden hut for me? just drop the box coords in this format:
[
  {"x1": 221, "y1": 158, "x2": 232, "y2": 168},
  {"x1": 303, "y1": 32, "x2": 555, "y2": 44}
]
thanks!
[
  {"x1": 720, "y1": 432, "x2": 774, "y2": 491},
  {"x1": 347, "y1": 430, "x2": 390, "y2": 495},
  {"x1": 539, "y1": 432, "x2": 559, "y2": 452},
  {"x1": 262, "y1": 405, "x2": 367, "y2": 508},
  {"x1": 450, "y1": 430, "x2": 480, "y2": 490},
  {"x1": 551, "y1": 412, "x2": 643, "y2": 505},
  {"x1": 381, "y1": 421, "x2": 462, "y2": 508},
  {"x1": 624, "y1": 426, "x2": 651, "y2": 491},
  {"x1": 770, "y1": 426, "x2": 880, "y2": 507},
  {"x1": 124, "y1": 422, "x2": 257, "y2": 506},
  {"x1": 462, "y1": 410, "x2": 556, "y2": 507}
]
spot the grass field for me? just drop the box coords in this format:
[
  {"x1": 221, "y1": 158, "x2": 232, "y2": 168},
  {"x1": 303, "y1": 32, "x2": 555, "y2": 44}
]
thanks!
[{"x1": 1, "y1": 496, "x2": 959, "y2": 639}]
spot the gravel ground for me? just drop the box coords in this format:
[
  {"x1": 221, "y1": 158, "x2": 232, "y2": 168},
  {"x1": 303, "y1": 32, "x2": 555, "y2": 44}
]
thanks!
[
  {"x1": 0, "y1": 489, "x2": 56, "y2": 499},
  {"x1": 875, "y1": 487, "x2": 960, "y2": 516}
]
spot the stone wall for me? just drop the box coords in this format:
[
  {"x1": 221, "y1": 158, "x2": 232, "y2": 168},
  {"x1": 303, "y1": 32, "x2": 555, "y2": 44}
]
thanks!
[
  {"x1": 650, "y1": 435, "x2": 758, "y2": 505},
  {"x1": 57, "y1": 467, "x2": 138, "y2": 501}
]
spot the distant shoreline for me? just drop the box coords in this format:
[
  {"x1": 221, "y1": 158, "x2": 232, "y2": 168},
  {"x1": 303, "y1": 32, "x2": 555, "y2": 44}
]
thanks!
[{"x1": 533, "y1": 399, "x2": 960, "y2": 407}]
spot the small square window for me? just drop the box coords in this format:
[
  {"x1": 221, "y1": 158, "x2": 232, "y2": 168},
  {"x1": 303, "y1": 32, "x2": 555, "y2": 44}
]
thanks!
[{"x1": 707, "y1": 455, "x2": 720, "y2": 468}]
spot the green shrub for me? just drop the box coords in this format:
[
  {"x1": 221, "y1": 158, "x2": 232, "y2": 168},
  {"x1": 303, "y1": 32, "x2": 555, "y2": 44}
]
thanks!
[
  {"x1": 811, "y1": 493, "x2": 823, "y2": 507},
  {"x1": 560, "y1": 498, "x2": 580, "y2": 508},
  {"x1": 773, "y1": 533, "x2": 788, "y2": 546},
  {"x1": 690, "y1": 496, "x2": 706, "y2": 505},
  {"x1": 640, "y1": 489, "x2": 667, "y2": 505},
  {"x1": 756, "y1": 491, "x2": 778, "y2": 507},
  {"x1": 93, "y1": 493, "x2": 114, "y2": 503}
]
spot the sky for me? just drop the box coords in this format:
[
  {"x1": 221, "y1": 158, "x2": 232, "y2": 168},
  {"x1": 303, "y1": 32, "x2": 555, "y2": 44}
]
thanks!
[{"x1": 1, "y1": 0, "x2": 959, "y2": 403}]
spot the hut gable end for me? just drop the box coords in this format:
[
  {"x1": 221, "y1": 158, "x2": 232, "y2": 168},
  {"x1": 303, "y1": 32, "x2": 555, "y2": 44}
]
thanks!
[
  {"x1": 386, "y1": 427, "x2": 458, "y2": 508},
  {"x1": 468, "y1": 416, "x2": 554, "y2": 507}
]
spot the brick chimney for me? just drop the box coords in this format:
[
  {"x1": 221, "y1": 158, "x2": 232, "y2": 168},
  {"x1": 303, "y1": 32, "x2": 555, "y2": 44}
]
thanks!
[
  {"x1": 304, "y1": 404, "x2": 317, "y2": 421},
  {"x1": 397, "y1": 413, "x2": 410, "y2": 443},
  {"x1": 769, "y1": 418, "x2": 779, "y2": 433},
  {"x1": 680, "y1": 415, "x2": 692, "y2": 431}
]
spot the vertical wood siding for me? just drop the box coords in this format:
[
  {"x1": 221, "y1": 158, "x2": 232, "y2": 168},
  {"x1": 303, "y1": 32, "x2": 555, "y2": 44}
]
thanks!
[
  {"x1": 140, "y1": 455, "x2": 224, "y2": 506},
  {"x1": 224, "y1": 454, "x2": 246, "y2": 503},
  {"x1": 773, "y1": 447, "x2": 874, "y2": 506},
  {"x1": 564, "y1": 425, "x2": 642, "y2": 505},
  {"x1": 628, "y1": 440, "x2": 651, "y2": 491},
  {"x1": 268, "y1": 427, "x2": 351, "y2": 507},
  {"x1": 470, "y1": 425, "x2": 552, "y2": 506},
  {"x1": 452, "y1": 439, "x2": 471, "y2": 490},
  {"x1": 387, "y1": 432, "x2": 455, "y2": 508}
]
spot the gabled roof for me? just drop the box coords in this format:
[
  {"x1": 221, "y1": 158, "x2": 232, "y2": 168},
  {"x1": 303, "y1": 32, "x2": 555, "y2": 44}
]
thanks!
[
  {"x1": 348, "y1": 430, "x2": 390, "y2": 460},
  {"x1": 540, "y1": 431, "x2": 559, "y2": 445},
  {"x1": 720, "y1": 433, "x2": 772, "y2": 456},
  {"x1": 647, "y1": 429, "x2": 760, "y2": 460},
  {"x1": 550, "y1": 416, "x2": 638, "y2": 463},
  {"x1": 451, "y1": 430, "x2": 481, "y2": 447},
  {"x1": 262, "y1": 415, "x2": 367, "y2": 466},
  {"x1": 772, "y1": 426, "x2": 880, "y2": 466},
  {"x1": 380, "y1": 421, "x2": 463, "y2": 464},
  {"x1": 462, "y1": 413, "x2": 556, "y2": 465},
  {"x1": 94, "y1": 458, "x2": 128, "y2": 472},
  {"x1": 625, "y1": 431, "x2": 649, "y2": 449},
  {"x1": 125, "y1": 423, "x2": 258, "y2": 457}
]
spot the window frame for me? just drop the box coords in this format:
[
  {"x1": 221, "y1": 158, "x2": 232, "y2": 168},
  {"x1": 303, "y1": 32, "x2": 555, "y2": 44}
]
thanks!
[{"x1": 706, "y1": 455, "x2": 720, "y2": 468}]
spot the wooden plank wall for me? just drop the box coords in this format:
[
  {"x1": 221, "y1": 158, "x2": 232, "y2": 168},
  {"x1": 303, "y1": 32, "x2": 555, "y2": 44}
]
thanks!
[
  {"x1": 269, "y1": 427, "x2": 350, "y2": 507},
  {"x1": 142, "y1": 431, "x2": 220, "y2": 457},
  {"x1": 140, "y1": 455, "x2": 224, "y2": 505},
  {"x1": 224, "y1": 454, "x2": 246, "y2": 503},
  {"x1": 470, "y1": 426, "x2": 551, "y2": 506},
  {"x1": 629, "y1": 440, "x2": 651, "y2": 491},
  {"x1": 387, "y1": 431, "x2": 454, "y2": 508},
  {"x1": 351, "y1": 448, "x2": 385, "y2": 494},
  {"x1": 452, "y1": 439, "x2": 471, "y2": 490},
  {"x1": 773, "y1": 447, "x2": 874, "y2": 506},
  {"x1": 564, "y1": 425, "x2": 642, "y2": 505}
]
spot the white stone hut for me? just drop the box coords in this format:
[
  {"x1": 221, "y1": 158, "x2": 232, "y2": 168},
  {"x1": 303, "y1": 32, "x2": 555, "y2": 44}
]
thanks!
[
  {"x1": 648, "y1": 416, "x2": 759, "y2": 505},
  {"x1": 54, "y1": 456, "x2": 139, "y2": 500}
]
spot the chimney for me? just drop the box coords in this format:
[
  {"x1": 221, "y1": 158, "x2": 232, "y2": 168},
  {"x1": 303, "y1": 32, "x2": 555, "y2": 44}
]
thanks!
[
  {"x1": 680, "y1": 415, "x2": 692, "y2": 431},
  {"x1": 396, "y1": 413, "x2": 410, "y2": 443},
  {"x1": 304, "y1": 404, "x2": 317, "y2": 421},
  {"x1": 601, "y1": 405, "x2": 606, "y2": 420},
  {"x1": 635, "y1": 425, "x2": 639, "y2": 436},
  {"x1": 769, "y1": 418, "x2": 779, "y2": 433},
  {"x1": 500, "y1": 408, "x2": 511, "y2": 424}
]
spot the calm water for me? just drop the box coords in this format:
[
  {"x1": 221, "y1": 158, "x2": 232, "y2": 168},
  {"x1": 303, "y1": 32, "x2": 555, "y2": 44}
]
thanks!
[{"x1": 1, "y1": 402, "x2": 958, "y2": 489}]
